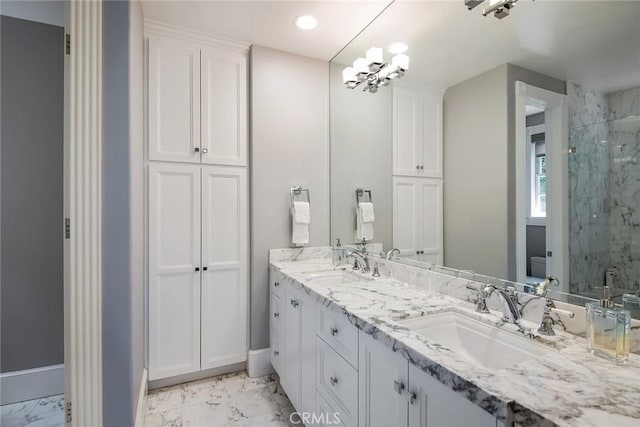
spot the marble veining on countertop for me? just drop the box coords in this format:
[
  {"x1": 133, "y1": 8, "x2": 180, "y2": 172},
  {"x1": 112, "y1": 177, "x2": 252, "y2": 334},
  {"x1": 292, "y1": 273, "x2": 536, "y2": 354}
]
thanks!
[{"x1": 269, "y1": 253, "x2": 640, "y2": 427}]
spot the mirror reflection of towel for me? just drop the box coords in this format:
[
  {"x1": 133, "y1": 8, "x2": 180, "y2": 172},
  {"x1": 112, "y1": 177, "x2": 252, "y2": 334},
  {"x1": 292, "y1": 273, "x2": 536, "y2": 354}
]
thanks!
[{"x1": 356, "y1": 202, "x2": 375, "y2": 241}]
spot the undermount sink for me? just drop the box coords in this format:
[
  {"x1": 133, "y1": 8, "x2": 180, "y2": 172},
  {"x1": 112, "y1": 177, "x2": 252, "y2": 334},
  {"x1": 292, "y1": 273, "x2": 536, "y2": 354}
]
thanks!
[
  {"x1": 306, "y1": 270, "x2": 372, "y2": 285},
  {"x1": 398, "y1": 311, "x2": 554, "y2": 371}
]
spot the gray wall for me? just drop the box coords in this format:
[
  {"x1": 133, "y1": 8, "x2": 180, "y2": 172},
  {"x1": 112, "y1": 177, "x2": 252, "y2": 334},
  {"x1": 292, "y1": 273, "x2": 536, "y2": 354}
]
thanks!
[
  {"x1": 444, "y1": 65, "x2": 510, "y2": 278},
  {"x1": 250, "y1": 46, "x2": 330, "y2": 350},
  {"x1": 329, "y1": 62, "x2": 392, "y2": 250},
  {"x1": 0, "y1": 1, "x2": 64, "y2": 27},
  {"x1": 443, "y1": 64, "x2": 565, "y2": 280},
  {"x1": 102, "y1": 0, "x2": 144, "y2": 425},
  {"x1": 0, "y1": 16, "x2": 64, "y2": 373}
]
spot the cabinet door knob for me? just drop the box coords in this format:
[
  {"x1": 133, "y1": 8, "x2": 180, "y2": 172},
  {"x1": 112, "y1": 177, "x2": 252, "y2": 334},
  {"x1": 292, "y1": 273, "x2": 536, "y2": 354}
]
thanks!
[
  {"x1": 290, "y1": 299, "x2": 299, "y2": 308},
  {"x1": 416, "y1": 165, "x2": 420, "y2": 170},
  {"x1": 330, "y1": 327, "x2": 338, "y2": 336},
  {"x1": 203, "y1": 267, "x2": 208, "y2": 271},
  {"x1": 273, "y1": 312, "x2": 279, "y2": 318},
  {"x1": 195, "y1": 267, "x2": 200, "y2": 272},
  {"x1": 274, "y1": 282, "x2": 280, "y2": 287},
  {"x1": 202, "y1": 148, "x2": 209, "y2": 154},
  {"x1": 194, "y1": 147, "x2": 200, "y2": 153},
  {"x1": 420, "y1": 165, "x2": 424, "y2": 170},
  {"x1": 329, "y1": 376, "x2": 338, "y2": 386},
  {"x1": 273, "y1": 350, "x2": 279, "y2": 356}
]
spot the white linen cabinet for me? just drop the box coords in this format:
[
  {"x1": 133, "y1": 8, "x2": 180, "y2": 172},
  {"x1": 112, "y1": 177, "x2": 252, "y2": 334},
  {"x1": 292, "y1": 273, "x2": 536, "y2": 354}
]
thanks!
[{"x1": 146, "y1": 24, "x2": 249, "y2": 382}]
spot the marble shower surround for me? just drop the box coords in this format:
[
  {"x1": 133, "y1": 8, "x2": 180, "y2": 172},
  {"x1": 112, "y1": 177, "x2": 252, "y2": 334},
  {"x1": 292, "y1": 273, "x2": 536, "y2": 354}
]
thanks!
[
  {"x1": 568, "y1": 82, "x2": 640, "y2": 295},
  {"x1": 270, "y1": 247, "x2": 640, "y2": 427}
]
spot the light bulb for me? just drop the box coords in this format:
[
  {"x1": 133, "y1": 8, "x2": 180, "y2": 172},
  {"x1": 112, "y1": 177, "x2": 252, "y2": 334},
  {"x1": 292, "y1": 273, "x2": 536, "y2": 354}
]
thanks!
[
  {"x1": 366, "y1": 47, "x2": 383, "y2": 65},
  {"x1": 353, "y1": 57, "x2": 369, "y2": 74},
  {"x1": 392, "y1": 54, "x2": 409, "y2": 71},
  {"x1": 342, "y1": 67, "x2": 357, "y2": 84}
]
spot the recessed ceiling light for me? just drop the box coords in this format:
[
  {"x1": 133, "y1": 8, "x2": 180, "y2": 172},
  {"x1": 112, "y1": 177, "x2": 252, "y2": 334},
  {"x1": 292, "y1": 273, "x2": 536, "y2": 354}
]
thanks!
[
  {"x1": 389, "y1": 42, "x2": 408, "y2": 54},
  {"x1": 295, "y1": 15, "x2": 318, "y2": 30}
]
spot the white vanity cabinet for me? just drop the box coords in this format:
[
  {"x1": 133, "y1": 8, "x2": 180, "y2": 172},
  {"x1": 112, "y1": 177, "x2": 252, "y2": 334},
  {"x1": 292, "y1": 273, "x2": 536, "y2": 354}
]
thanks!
[
  {"x1": 392, "y1": 85, "x2": 443, "y2": 178},
  {"x1": 392, "y1": 177, "x2": 443, "y2": 264},
  {"x1": 279, "y1": 279, "x2": 317, "y2": 414},
  {"x1": 408, "y1": 363, "x2": 499, "y2": 427},
  {"x1": 358, "y1": 330, "x2": 500, "y2": 427}
]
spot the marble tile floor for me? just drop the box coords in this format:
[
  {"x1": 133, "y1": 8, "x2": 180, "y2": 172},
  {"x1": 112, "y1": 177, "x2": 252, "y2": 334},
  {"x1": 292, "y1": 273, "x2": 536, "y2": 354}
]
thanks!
[
  {"x1": 145, "y1": 371, "x2": 297, "y2": 427},
  {"x1": 0, "y1": 394, "x2": 65, "y2": 427}
]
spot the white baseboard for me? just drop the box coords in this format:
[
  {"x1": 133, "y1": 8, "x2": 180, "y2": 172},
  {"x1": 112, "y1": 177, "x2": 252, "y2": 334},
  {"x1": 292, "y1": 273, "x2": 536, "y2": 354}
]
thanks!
[
  {"x1": 247, "y1": 348, "x2": 274, "y2": 378},
  {"x1": 149, "y1": 362, "x2": 246, "y2": 390},
  {"x1": 134, "y1": 368, "x2": 148, "y2": 427},
  {"x1": 0, "y1": 364, "x2": 64, "y2": 405}
]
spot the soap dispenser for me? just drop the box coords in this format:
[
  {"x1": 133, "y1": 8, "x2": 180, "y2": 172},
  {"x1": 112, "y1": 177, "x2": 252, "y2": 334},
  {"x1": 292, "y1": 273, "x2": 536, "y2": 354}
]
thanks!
[
  {"x1": 622, "y1": 290, "x2": 640, "y2": 319},
  {"x1": 332, "y1": 238, "x2": 346, "y2": 267},
  {"x1": 586, "y1": 286, "x2": 630, "y2": 364}
]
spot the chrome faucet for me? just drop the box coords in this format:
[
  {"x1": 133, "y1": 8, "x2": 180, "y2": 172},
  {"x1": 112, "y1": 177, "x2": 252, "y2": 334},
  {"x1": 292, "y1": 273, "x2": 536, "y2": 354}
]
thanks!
[
  {"x1": 384, "y1": 248, "x2": 400, "y2": 260},
  {"x1": 535, "y1": 277, "x2": 559, "y2": 297},
  {"x1": 476, "y1": 284, "x2": 521, "y2": 324},
  {"x1": 347, "y1": 251, "x2": 370, "y2": 273}
]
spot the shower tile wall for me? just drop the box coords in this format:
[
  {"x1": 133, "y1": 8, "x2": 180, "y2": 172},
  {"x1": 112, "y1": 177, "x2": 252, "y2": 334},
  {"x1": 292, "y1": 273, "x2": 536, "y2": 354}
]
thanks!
[{"x1": 568, "y1": 82, "x2": 640, "y2": 295}]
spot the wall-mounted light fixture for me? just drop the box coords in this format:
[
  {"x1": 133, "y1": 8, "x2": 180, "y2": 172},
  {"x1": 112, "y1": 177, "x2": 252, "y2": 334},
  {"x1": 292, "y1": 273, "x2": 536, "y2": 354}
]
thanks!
[
  {"x1": 342, "y1": 47, "x2": 409, "y2": 93},
  {"x1": 465, "y1": 0, "x2": 518, "y2": 19}
]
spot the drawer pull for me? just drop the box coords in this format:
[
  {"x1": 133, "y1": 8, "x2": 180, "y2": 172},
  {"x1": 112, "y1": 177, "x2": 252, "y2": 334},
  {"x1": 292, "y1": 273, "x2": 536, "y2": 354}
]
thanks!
[
  {"x1": 274, "y1": 281, "x2": 280, "y2": 287},
  {"x1": 394, "y1": 380, "x2": 416, "y2": 404},
  {"x1": 330, "y1": 327, "x2": 339, "y2": 336},
  {"x1": 273, "y1": 350, "x2": 279, "y2": 356},
  {"x1": 290, "y1": 299, "x2": 299, "y2": 308},
  {"x1": 273, "y1": 312, "x2": 279, "y2": 318},
  {"x1": 329, "y1": 376, "x2": 338, "y2": 386}
]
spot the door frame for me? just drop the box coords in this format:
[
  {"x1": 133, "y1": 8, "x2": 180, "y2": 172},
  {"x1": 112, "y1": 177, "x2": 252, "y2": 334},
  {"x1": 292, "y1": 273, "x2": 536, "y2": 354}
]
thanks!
[
  {"x1": 514, "y1": 81, "x2": 569, "y2": 291},
  {"x1": 64, "y1": 1, "x2": 104, "y2": 425}
]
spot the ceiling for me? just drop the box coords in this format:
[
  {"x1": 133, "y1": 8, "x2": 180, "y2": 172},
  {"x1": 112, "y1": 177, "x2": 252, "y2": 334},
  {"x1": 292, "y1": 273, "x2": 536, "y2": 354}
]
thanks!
[
  {"x1": 141, "y1": 0, "x2": 392, "y2": 61},
  {"x1": 334, "y1": 0, "x2": 640, "y2": 93}
]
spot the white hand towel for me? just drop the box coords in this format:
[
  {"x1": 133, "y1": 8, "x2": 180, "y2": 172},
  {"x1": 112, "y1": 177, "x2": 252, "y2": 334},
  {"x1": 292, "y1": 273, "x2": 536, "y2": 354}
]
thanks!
[
  {"x1": 358, "y1": 202, "x2": 375, "y2": 223},
  {"x1": 291, "y1": 202, "x2": 310, "y2": 245},
  {"x1": 292, "y1": 201, "x2": 310, "y2": 224},
  {"x1": 356, "y1": 203, "x2": 374, "y2": 241}
]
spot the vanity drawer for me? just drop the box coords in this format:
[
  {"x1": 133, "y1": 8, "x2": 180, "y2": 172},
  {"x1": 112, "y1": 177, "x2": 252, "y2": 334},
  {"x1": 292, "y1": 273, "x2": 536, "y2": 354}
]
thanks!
[
  {"x1": 316, "y1": 390, "x2": 348, "y2": 427},
  {"x1": 270, "y1": 328, "x2": 282, "y2": 376},
  {"x1": 270, "y1": 292, "x2": 282, "y2": 336},
  {"x1": 317, "y1": 303, "x2": 359, "y2": 367},
  {"x1": 317, "y1": 337, "x2": 358, "y2": 427},
  {"x1": 270, "y1": 268, "x2": 283, "y2": 297}
]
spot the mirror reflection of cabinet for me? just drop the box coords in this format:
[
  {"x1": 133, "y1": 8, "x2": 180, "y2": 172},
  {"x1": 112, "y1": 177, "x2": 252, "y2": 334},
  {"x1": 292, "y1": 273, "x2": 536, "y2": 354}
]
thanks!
[
  {"x1": 392, "y1": 85, "x2": 443, "y2": 178},
  {"x1": 392, "y1": 84, "x2": 443, "y2": 263},
  {"x1": 393, "y1": 177, "x2": 443, "y2": 264}
]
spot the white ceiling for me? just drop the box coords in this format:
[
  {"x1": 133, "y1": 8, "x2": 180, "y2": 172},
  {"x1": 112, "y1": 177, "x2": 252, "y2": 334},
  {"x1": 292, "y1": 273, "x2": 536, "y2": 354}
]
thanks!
[
  {"x1": 334, "y1": 0, "x2": 640, "y2": 93},
  {"x1": 141, "y1": 0, "x2": 392, "y2": 61}
]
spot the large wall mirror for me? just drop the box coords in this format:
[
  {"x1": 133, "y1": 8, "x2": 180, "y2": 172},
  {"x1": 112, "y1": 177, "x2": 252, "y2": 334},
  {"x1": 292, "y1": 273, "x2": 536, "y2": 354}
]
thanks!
[{"x1": 329, "y1": 1, "x2": 640, "y2": 306}]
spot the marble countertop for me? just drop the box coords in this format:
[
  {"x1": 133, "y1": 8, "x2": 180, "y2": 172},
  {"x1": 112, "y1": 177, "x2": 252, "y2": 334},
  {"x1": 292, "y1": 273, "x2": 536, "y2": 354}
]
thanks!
[{"x1": 270, "y1": 254, "x2": 640, "y2": 427}]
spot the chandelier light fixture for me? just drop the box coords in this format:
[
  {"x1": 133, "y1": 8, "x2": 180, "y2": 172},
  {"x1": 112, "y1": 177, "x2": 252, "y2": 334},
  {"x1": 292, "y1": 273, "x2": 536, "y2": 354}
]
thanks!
[
  {"x1": 342, "y1": 47, "x2": 409, "y2": 93},
  {"x1": 465, "y1": 0, "x2": 518, "y2": 19}
]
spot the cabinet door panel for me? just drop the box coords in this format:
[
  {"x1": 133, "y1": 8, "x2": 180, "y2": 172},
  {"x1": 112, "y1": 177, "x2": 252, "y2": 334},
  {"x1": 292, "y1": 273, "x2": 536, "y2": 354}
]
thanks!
[
  {"x1": 359, "y1": 331, "x2": 409, "y2": 427},
  {"x1": 282, "y1": 284, "x2": 301, "y2": 407},
  {"x1": 148, "y1": 37, "x2": 200, "y2": 163},
  {"x1": 393, "y1": 88, "x2": 422, "y2": 176},
  {"x1": 419, "y1": 179, "x2": 443, "y2": 265},
  {"x1": 393, "y1": 177, "x2": 420, "y2": 255},
  {"x1": 149, "y1": 164, "x2": 201, "y2": 380},
  {"x1": 201, "y1": 166, "x2": 248, "y2": 369},
  {"x1": 420, "y1": 94, "x2": 443, "y2": 178},
  {"x1": 408, "y1": 363, "x2": 496, "y2": 427},
  {"x1": 201, "y1": 47, "x2": 247, "y2": 166}
]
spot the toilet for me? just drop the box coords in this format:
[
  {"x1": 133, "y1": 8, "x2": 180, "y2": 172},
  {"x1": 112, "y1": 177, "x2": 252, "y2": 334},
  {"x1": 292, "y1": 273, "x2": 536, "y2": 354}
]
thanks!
[{"x1": 531, "y1": 256, "x2": 547, "y2": 278}]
